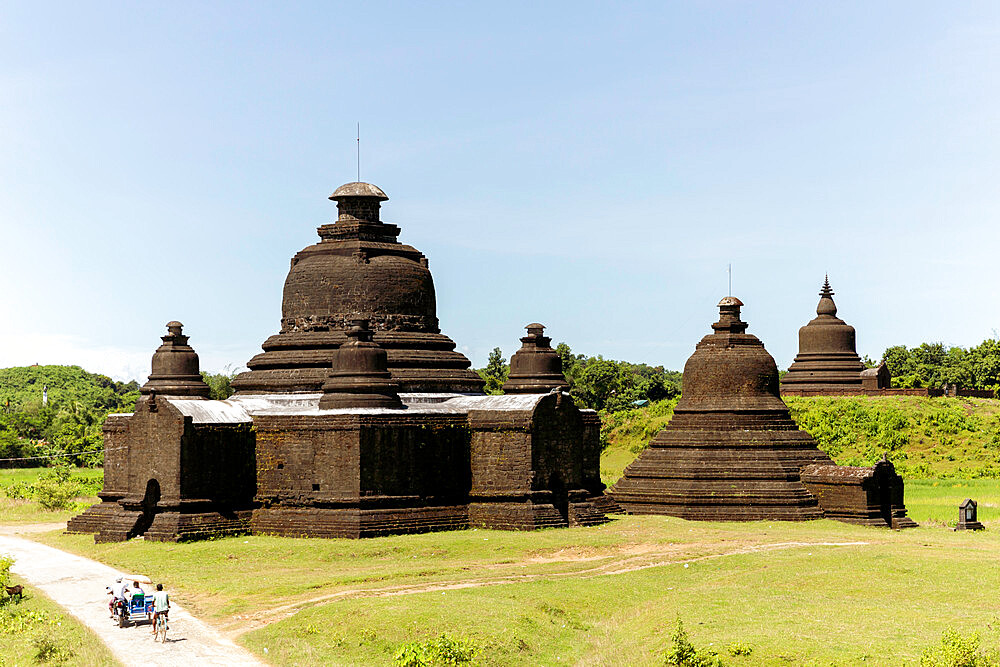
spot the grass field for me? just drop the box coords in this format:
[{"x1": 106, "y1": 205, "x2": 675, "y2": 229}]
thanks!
[
  {"x1": 26, "y1": 479, "x2": 1000, "y2": 666},
  {"x1": 0, "y1": 578, "x2": 119, "y2": 666},
  {"x1": 0, "y1": 466, "x2": 102, "y2": 524}
]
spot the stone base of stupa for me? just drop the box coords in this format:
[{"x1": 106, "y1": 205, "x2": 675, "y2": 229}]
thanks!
[
  {"x1": 609, "y1": 411, "x2": 832, "y2": 521},
  {"x1": 250, "y1": 503, "x2": 469, "y2": 538},
  {"x1": 469, "y1": 489, "x2": 610, "y2": 530},
  {"x1": 66, "y1": 495, "x2": 123, "y2": 535},
  {"x1": 93, "y1": 500, "x2": 253, "y2": 543}
]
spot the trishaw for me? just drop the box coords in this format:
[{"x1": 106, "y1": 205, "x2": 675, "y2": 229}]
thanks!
[{"x1": 110, "y1": 575, "x2": 154, "y2": 628}]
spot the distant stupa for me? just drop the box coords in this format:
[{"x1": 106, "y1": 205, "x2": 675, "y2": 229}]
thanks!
[
  {"x1": 781, "y1": 276, "x2": 866, "y2": 393},
  {"x1": 609, "y1": 297, "x2": 832, "y2": 521}
]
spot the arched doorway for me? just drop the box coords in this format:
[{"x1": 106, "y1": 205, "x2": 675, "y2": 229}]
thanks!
[{"x1": 128, "y1": 479, "x2": 161, "y2": 539}]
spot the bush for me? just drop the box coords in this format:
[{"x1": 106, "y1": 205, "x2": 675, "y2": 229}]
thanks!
[
  {"x1": 727, "y1": 642, "x2": 752, "y2": 657},
  {"x1": 394, "y1": 634, "x2": 480, "y2": 666},
  {"x1": 33, "y1": 634, "x2": 72, "y2": 664},
  {"x1": 920, "y1": 628, "x2": 999, "y2": 666},
  {"x1": 3, "y1": 481, "x2": 33, "y2": 500},
  {"x1": 664, "y1": 619, "x2": 726, "y2": 667},
  {"x1": 32, "y1": 466, "x2": 81, "y2": 511}
]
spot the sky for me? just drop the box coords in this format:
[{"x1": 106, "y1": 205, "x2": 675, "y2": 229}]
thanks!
[{"x1": 1, "y1": 2, "x2": 998, "y2": 382}]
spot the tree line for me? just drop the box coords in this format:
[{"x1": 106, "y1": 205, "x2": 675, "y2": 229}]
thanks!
[
  {"x1": 477, "y1": 343, "x2": 682, "y2": 412},
  {"x1": 882, "y1": 340, "x2": 1000, "y2": 391},
  {"x1": 0, "y1": 365, "x2": 236, "y2": 467}
]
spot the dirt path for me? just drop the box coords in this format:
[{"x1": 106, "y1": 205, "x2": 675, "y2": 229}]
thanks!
[
  {"x1": 0, "y1": 527, "x2": 266, "y2": 667},
  {"x1": 226, "y1": 539, "x2": 868, "y2": 637}
]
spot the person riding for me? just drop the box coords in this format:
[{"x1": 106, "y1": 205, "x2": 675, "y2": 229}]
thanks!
[
  {"x1": 126, "y1": 580, "x2": 144, "y2": 604},
  {"x1": 151, "y1": 583, "x2": 169, "y2": 634},
  {"x1": 109, "y1": 576, "x2": 126, "y2": 617}
]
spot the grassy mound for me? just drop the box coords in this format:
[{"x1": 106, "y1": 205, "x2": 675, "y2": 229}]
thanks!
[{"x1": 601, "y1": 396, "x2": 1000, "y2": 485}]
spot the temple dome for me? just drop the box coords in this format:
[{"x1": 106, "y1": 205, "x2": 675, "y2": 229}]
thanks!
[
  {"x1": 781, "y1": 276, "x2": 865, "y2": 392},
  {"x1": 679, "y1": 297, "x2": 787, "y2": 412},
  {"x1": 232, "y1": 182, "x2": 483, "y2": 394},
  {"x1": 282, "y1": 253, "x2": 437, "y2": 331}
]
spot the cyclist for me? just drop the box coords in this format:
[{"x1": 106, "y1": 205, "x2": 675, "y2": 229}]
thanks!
[{"x1": 151, "y1": 583, "x2": 169, "y2": 636}]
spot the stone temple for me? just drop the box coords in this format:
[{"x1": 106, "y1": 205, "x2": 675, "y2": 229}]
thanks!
[
  {"x1": 609, "y1": 297, "x2": 915, "y2": 527},
  {"x1": 69, "y1": 183, "x2": 613, "y2": 541},
  {"x1": 780, "y1": 276, "x2": 866, "y2": 394}
]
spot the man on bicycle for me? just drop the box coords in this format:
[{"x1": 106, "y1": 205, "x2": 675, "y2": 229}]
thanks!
[{"x1": 151, "y1": 583, "x2": 169, "y2": 635}]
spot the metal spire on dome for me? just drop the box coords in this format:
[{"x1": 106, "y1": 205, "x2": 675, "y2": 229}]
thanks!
[
  {"x1": 816, "y1": 275, "x2": 838, "y2": 317},
  {"x1": 819, "y1": 274, "x2": 834, "y2": 298}
]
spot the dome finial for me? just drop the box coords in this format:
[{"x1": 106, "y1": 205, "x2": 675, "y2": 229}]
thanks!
[
  {"x1": 817, "y1": 275, "x2": 837, "y2": 317},
  {"x1": 820, "y1": 274, "x2": 834, "y2": 298}
]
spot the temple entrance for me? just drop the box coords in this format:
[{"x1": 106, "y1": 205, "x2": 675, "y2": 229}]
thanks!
[
  {"x1": 549, "y1": 473, "x2": 568, "y2": 523},
  {"x1": 128, "y1": 479, "x2": 161, "y2": 539}
]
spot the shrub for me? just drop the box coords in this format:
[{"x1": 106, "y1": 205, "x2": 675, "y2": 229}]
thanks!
[
  {"x1": 920, "y1": 628, "x2": 999, "y2": 666},
  {"x1": 32, "y1": 634, "x2": 72, "y2": 664},
  {"x1": 2, "y1": 481, "x2": 32, "y2": 500},
  {"x1": 664, "y1": 619, "x2": 726, "y2": 667},
  {"x1": 32, "y1": 466, "x2": 80, "y2": 511},
  {"x1": 727, "y1": 641, "x2": 753, "y2": 657},
  {"x1": 394, "y1": 634, "x2": 480, "y2": 666},
  {"x1": 0, "y1": 555, "x2": 12, "y2": 587}
]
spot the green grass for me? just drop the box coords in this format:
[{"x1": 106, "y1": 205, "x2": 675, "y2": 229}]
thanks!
[
  {"x1": 0, "y1": 467, "x2": 102, "y2": 524},
  {"x1": 30, "y1": 480, "x2": 1000, "y2": 665},
  {"x1": 0, "y1": 579, "x2": 119, "y2": 666}
]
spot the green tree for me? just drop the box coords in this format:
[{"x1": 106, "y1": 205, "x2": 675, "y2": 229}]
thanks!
[{"x1": 476, "y1": 348, "x2": 509, "y2": 395}]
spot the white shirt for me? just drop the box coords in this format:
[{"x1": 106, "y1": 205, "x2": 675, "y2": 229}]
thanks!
[{"x1": 113, "y1": 581, "x2": 127, "y2": 599}]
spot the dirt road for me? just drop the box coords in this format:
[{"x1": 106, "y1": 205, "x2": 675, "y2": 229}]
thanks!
[{"x1": 0, "y1": 525, "x2": 266, "y2": 667}]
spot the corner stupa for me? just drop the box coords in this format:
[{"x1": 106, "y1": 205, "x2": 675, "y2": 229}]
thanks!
[
  {"x1": 231, "y1": 182, "x2": 484, "y2": 394},
  {"x1": 609, "y1": 297, "x2": 833, "y2": 520},
  {"x1": 780, "y1": 276, "x2": 866, "y2": 393}
]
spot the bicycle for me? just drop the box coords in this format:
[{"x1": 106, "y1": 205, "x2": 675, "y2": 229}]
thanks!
[{"x1": 153, "y1": 612, "x2": 168, "y2": 642}]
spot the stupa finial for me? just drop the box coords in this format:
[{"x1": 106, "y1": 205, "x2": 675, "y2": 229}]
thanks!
[
  {"x1": 820, "y1": 274, "x2": 834, "y2": 298},
  {"x1": 817, "y1": 276, "x2": 837, "y2": 317},
  {"x1": 713, "y1": 296, "x2": 748, "y2": 334}
]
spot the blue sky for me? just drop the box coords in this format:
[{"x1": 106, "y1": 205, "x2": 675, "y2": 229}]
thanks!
[{"x1": 1, "y1": 2, "x2": 998, "y2": 381}]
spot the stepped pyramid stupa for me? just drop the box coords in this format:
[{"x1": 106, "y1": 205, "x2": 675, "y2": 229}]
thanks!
[{"x1": 609, "y1": 296, "x2": 833, "y2": 520}]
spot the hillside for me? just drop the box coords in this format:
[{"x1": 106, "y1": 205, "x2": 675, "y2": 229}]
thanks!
[
  {"x1": 600, "y1": 395, "x2": 1000, "y2": 485},
  {"x1": 0, "y1": 365, "x2": 140, "y2": 466},
  {"x1": 0, "y1": 365, "x2": 139, "y2": 413}
]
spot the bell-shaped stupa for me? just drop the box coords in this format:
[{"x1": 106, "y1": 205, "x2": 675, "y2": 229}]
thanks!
[
  {"x1": 501, "y1": 323, "x2": 568, "y2": 394},
  {"x1": 232, "y1": 183, "x2": 484, "y2": 394},
  {"x1": 319, "y1": 320, "x2": 404, "y2": 410},
  {"x1": 609, "y1": 297, "x2": 832, "y2": 521},
  {"x1": 781, "y1": 276, "x2": 865, "y2": 393},
  {"x1": 140, "y1": 322, "x2": 211, "y2": 398}
]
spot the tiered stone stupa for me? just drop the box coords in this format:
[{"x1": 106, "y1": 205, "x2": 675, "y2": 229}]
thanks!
[
  {"x1": 231, "y1": 182, "x2": 483, "y2": 394},
  {"x1": 140, "y1": 321, "x2": 211, "y2": 398},
  {"x1": 610, "y1": 297, "x2": 833, "y2": 521},
  {"x1": 501, "y1": 323, "x2": 568, "y2": 394},
  {"x1": 780, "y1": 276, "x2": 866, "y2": 393},
  {"x1": 319, "y1": 319, "x2": 404, "y2": 410}
]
